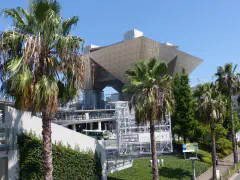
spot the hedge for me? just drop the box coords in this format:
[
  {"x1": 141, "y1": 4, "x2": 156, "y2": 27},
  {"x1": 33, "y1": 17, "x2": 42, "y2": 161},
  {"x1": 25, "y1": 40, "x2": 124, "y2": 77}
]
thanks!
[
  {"x1": 198, "y1": 150, "x2": 212, "y2": 164},
  {"x1": 18, "y1": 133, "x2": 102, "y2": 180}
]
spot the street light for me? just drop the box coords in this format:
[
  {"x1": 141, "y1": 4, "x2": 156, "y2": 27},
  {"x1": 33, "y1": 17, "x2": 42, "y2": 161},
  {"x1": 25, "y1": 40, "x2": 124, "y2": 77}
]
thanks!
[{"x1": 189, "y1": 157, "x2": 199, "y2": 180}]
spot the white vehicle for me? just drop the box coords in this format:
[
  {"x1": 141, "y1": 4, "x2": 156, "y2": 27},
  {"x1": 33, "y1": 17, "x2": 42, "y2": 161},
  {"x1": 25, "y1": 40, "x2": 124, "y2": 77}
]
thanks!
[{"x1": 82, "y1": 130, "x2": 110, "y2": 140}]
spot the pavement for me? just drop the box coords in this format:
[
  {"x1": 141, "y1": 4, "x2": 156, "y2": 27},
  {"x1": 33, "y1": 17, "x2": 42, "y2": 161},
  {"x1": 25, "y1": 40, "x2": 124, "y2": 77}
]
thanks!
[
  {"x1": 197, "y1": 153, "x2": 235, "y2": 180},
  {"x1": 229, "y1": 173, "x2": 240, "y2": 180}
]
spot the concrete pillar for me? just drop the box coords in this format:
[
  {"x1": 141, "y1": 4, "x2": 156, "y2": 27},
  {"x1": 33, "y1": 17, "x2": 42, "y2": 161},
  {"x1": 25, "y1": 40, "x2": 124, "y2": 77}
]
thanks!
[
  {"x1": 98, "y1": 121, "x2": 101, "y2": 131},
  {"x1": 90, "y1": 123, "x2": 93, "y2": 130},
  {"x1": 72, "y1": 124, "x2": 76, "y2": 131}
]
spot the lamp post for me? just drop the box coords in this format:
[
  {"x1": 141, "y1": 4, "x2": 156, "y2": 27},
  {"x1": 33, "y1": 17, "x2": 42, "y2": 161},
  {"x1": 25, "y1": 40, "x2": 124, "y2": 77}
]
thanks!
[{"x1": 189, "y1": 157, "x2": 198, "y2": 180}]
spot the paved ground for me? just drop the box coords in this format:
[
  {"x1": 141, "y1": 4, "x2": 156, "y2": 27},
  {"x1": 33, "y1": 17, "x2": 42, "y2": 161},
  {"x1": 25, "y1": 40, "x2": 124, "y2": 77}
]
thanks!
[
  {"x1": 197, "y1": 153, "x2": 235, "y2": 180},
  {"x1": 230, "y1": 173, "x2": 240, "y2": 180}
]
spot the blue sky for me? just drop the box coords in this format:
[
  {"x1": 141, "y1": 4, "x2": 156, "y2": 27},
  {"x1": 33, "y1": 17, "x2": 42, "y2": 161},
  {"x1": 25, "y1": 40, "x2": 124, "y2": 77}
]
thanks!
[{"x1": 1, "y1": 0, "x2": 240, "y2": 94}]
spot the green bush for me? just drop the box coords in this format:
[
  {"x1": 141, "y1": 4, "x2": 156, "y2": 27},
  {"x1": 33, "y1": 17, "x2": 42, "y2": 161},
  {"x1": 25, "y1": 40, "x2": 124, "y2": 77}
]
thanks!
[
  {"x1": 198, "y1": 140, "x2": 211, "y2": 152},
  {"x1": 198, "y1": 150, "x2": 212, "y2": 164},
  {"x1": 18, "y1": 133, "x2": 102, "y2": 180},
  {"x1": 216, "y1": 152, "x2": 224, "y2": 159},
  {"x1": 216, "y1": 138, "x2": 232, "y2": 156}
]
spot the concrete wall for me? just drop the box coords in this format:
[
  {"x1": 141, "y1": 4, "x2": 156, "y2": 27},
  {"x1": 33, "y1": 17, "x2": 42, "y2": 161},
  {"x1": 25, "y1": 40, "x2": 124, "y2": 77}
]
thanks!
[{"x1": 4, "y1": 106, "x2": 106, "y2": 180}]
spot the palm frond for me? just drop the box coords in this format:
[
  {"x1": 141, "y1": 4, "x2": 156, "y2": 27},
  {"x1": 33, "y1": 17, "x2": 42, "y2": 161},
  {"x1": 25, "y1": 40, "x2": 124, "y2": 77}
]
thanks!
[
  {"x1": 62, "y1": 16, "x2": 79, "y2": 35},
  {"x1": 34, "y1": 75, "x2": 59, "y2": 114},
  {"x1": 123, "y1": 58, "x2": 174, "y2": 124},
  {"x1": 2, "y1": 8, "x2": 25, "y2": 26},
  {"x1": 0, "y1": 0, "x2": 85, "y2": 114}
]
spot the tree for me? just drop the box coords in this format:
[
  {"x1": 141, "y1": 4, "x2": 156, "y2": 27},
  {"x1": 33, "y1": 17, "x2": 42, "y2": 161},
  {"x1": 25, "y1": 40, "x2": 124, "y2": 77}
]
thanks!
[
  {"x1": 215, "y1": 63, "x2": 240, "y2": 166},
  {"x1": 194, "y1": 83, "x2": 227, "y2": 180},
  {"x1": 172, "y1": 68, "x2": 201, "y2": 143},
  {"x1": 0, "y1": 1, "x2": 84, "y2": 179},
  {"x1": 123, "y1": 58, "x2": 174, "y2": 180}
]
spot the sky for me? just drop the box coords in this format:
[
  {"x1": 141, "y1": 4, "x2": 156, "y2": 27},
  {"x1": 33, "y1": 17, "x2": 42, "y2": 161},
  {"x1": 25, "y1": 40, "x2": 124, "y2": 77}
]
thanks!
[{"x1": 1, "y1": 0, "x2": 240, "y2": 94}]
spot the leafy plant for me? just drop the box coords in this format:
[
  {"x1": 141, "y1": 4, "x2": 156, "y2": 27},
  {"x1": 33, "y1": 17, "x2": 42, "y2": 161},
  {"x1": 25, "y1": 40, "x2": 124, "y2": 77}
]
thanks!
[{"x1": 18, "y1": 133, "x2": 102, "y2": 180}]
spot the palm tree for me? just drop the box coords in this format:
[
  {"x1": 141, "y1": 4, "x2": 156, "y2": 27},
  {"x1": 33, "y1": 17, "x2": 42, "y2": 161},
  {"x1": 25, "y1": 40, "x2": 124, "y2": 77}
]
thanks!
[
  {"x1": 0, "y1": 1, "x2": 84, "y2": 179},
  {"x1": 215, "y1": 63, "x2": 240, "y2": 166},
  {"x1": 194, "y1": 83, "x2": 227, "y2": 180},
  {"x1": 123, "y1": 58, "x2": 174, "y2": 180}
]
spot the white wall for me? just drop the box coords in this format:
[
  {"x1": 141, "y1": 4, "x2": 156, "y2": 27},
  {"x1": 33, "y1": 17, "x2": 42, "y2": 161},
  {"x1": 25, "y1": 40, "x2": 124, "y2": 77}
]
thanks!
[{"x1": 4, "y1": 106, "x2": 106, "y2": 180}]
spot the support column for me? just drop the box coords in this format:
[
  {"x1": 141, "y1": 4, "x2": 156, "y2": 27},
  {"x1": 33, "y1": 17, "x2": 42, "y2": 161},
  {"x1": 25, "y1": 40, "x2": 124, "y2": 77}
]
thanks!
[
  {"x1": 72, "y1": 124, "x2": 76, "y2": 131},
  {"x1": 98, "y1": 121, "x2": 101, "y2": 131},
  {"x1": 90, "y1": 123, "x2": 93, "y2": 130}
]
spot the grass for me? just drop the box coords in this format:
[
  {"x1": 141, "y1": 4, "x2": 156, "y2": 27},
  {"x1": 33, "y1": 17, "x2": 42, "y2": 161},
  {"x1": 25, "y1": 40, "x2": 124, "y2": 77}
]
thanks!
[{"x1": 108, "y1": 156, "x2": 210, "y2": 180}]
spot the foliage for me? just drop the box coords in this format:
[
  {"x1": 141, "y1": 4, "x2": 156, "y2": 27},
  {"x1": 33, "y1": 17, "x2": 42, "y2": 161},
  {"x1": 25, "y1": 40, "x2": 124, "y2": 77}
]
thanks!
[
  {"x1": 0, "y1": 0, "x2": 85, "y2": 115},
  {"x1": 108, "y1": 156, "x2": 210, "y2": 180},
  {"x1": 198, "y1": 150, "x2": 212, "y2": 164},
  {"x1": 172, "y1": 69, "x2": 205, "y2": 142},
  {"x1": 215, "y1": 63, "x2": 240, "y2": 164},
  {"x1": 214, "y1": 124, "x2": 232, "y2": 156},
  {"x1": 194, "y1": 83, "x2": 227, "y2": 127},
  {"x1": 216, "y1": 138, "x2": 232, "y2": 156},
  {"x1": 223, "y1": 107, "x2": 240, "y2": 134},
  {"x1": 215, "y1": 63, "x2": 240, "y2": 96},
  {"x1": 18, "y1": 133, "x2": 102, "y2": 180},
  {"x1": 194, "y1": 83, "x2": 227, "y2": 179},
  {"x1": 123, "y1": 58, "x2": 174, "y2": 124}
]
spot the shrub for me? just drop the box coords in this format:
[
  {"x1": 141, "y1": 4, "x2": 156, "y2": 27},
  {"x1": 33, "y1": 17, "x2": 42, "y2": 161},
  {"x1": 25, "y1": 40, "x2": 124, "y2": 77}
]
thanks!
[
  {"x1": 216, "y1": 152, "x2": 224, "y2": 159},
  {"x1": 18, "y1": 133, "x2": 102, "y2": 180},
  {"x1": 198, "y1": 150, "x2": 212, "y2": 164},
  {"x1": 198, "y1": 140, "x2": 211, "y2": 152},
  {"x1": 216, "y1": 138, "x2": 232, "y2": 156}
]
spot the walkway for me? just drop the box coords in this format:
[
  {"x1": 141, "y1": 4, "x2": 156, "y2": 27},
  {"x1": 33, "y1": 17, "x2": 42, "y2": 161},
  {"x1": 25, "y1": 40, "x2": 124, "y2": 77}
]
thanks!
[
  {"x1": 229, "y1": 173, "x2": 240, "y2": 180},
  {"x1": 197, "y1": 153, "x2": 235, "y2": 180}
]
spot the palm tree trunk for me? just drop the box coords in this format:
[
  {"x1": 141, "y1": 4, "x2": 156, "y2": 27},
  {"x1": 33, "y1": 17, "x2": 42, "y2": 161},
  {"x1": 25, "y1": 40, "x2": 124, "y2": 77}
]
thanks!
[
  {"x1": 42, "y1": 112, "x2": 53, "y2": 180},
  {"x1": 210, "y1": 123, "x2": 217, "y2": 180},
  {"x1": 230, "y1": 95, "x2": 238, "y2": 165},
  {"x1": 150, "y1": 120, "x2": 159, "y2": 180}
]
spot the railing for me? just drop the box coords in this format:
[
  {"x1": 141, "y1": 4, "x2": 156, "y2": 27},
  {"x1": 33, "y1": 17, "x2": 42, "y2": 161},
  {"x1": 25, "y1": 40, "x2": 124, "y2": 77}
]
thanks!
[
  {"x1": 52, "y1": 114, "x2": 116, "y2": 124},
  {"x1": 105, "y1": 144, "x2": 133, "y2": 172}
]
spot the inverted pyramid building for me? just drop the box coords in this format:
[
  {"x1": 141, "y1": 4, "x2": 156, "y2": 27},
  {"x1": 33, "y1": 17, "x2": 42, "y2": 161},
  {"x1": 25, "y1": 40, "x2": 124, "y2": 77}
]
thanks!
[{"x1": 83, "y1": 29, "x2": 203, "y2": 93}]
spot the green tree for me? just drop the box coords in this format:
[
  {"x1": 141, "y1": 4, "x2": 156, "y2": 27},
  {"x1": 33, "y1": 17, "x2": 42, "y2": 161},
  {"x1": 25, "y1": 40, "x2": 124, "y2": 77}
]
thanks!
[
  {"x1": 194, "y1": 83, "x2": 227, "y2": 180},
  {"x1": 172, "y1": 68, "x2": 200, "y2": 143},
  {"x1": 215, "y1": 63, "x2": 240, "y2": 166},
  {"x1": 123, "y1": 58, "x2": 174, "y2": 180},
  {"x1": 0, "y1": 1, "x2": 84, "y2": 179}
]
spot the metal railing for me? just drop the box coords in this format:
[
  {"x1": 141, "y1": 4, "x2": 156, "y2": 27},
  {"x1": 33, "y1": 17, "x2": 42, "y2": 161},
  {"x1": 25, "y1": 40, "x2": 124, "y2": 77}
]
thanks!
[
  {"x1": 105, "y1": 142, "x2": 133, "y2": 171},
  {"x1": 52, "y1": 114, "x2": 115, "y2": 122}
]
